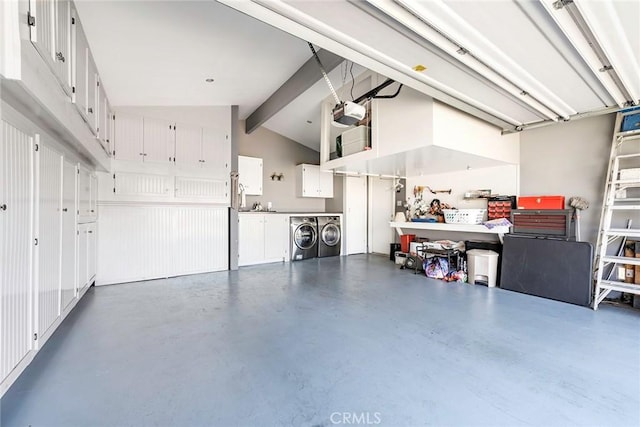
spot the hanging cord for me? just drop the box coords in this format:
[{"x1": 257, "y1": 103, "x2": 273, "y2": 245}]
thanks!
[
  {"x1": 308, "y1": 42, "x2": 341, "y2": 105},
  {"x1": 349, "y1": 61, "x2": 355, "y2": 101}
]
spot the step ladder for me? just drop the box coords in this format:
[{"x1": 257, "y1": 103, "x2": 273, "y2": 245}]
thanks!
[{"x1": 593, "y1": 108, "x2": 640, "y2": 310}]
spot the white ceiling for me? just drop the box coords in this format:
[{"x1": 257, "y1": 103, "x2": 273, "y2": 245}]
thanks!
[
  {"x1": 76, "y1": 0, "x2": 640, "y2": 154},
  {"x1": 74, "y1": 0, "x2": 312, "y2": 118}
]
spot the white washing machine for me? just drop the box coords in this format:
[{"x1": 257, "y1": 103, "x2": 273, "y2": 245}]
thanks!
[
  {"x1": 290, "y1": 217, "x2": 318, "y2": 261},
  {"x1": 317, "y1": 216, "x2": 341, "y2": 257}
]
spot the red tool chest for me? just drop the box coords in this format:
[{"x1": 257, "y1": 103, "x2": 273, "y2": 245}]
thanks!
[{"x1": 517, "y1": 196, "x2": 565, "y2": 210}]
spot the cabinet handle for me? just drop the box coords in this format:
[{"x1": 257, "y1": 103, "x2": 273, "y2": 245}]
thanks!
[
  {"x1": 56, "y1": 52, "x2": 65, "y2": 62},
  {"x1": 62, "y1": 208, "x2": 68, "y2": 212},
  {"x1": 0, "y1": 204, "x2": 6, "y2": 211},
  {"x1": 90, "y1": 210, "x2": 94, "y2": 213},
  {"x1": 88, "y1": 107, "x2": 93, "y2": 114},
  {"x1": 88, "y1": 230, "x2": 93, "y2": 234}
]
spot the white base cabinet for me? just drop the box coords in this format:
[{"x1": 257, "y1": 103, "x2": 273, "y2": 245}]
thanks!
[
  {"x1": 296, "y1": 164, "x2": 334, "y2": 198},
  {"x1": 239, "y1": 213, "x2": 288, "y2": 266},
  {"x1": 77, "y1": 222, "x2": 96, "y2": 292}
]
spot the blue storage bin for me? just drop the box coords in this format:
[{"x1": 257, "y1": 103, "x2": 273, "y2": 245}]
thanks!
[{"x1": 621, "y1": 106, "x2": 640, "y2": 132}]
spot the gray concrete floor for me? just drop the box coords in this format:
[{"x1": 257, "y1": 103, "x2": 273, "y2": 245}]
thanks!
[{"x1": 1, "y1": 254, "x2": 639, "y2": 426}]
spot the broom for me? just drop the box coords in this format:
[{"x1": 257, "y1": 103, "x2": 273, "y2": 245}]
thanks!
[{"x1": 569, "y1": 196, "x2": 589, "y2": 241}]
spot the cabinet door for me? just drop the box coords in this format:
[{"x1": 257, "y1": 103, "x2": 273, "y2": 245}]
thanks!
[
  {"x1": 61, "y1": 160, "x2": 76, "y2": 309},
  {"x1": 86, "y1": 222, "x2": 96, "y2": 284},
  {"x1": 238, "y1": 215, "x2": 265, "y2": 266},
  {"x1": 175, "y1": 123, "x2": 201, "y2": 166},
  {"x1": 78, "y1": 166, "x2": 91, "y2": 218},
  {"x1": 238, "y1": 156, "x2": 263, "y2": 196},
  {"x1": 54, "y1": 0, "x2": 72, "y2": 95},
  {"x1": 143, "y1": 117, "x2": 174, "y2": 163},
  {"x1": 89, "y1": 173, "x2": 97, "y2": 220},
  {"x1": 29, "y1": 0, "x2": 56, "y2": 68},
  {"x1": 0, "y1": 120, "x2": 35, "y2": 382},
  {"x1": 72, "y1": 10, "x2": 88, "y2": 119},
  {"x1": 263, "y1": 214, "x2": 287, "y2": 262},
  {"x1": 114, "y1": 113, "x2": 144, "y2": 161},
  {"x1": 101, "y1": 95, "x2": 113, "y2": 155},
  {"x1": 37, "y1": 142, "x2": 62, "y2": 339},
  {"x1": 202, "y1": 127, "x2": 228, "y2": 173},
  {"x1": 87, "y1": 55, "x2": 98, "y2": 133},
  {"x1": 77, "y1": 223, "x2": 88, "y2": 291},
  {"x1": 301, "y1": 164, "x2": 319, "y2": 197},
  {"x1": 319, "y1": 169, "x2": 334, "y2": 198},
  {"x1": 97, "y1": 80, "x2": 106, "y2": 146}
]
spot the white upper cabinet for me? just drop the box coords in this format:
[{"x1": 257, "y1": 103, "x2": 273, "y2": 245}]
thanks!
[
  {"x1": 29, "y1": 0, "x2": 56, "y2": 70},
  {"x1": 175, "y1": 123, "x2": 201, "y2": 166},
  {"x1": 71, "y1": 8, "x2": 88, "y2": 120},
  {"x1": 30, "y1": 0, "x2": 72, "y2": 96},
  {"x1": 202, "y1": 127, "x2": 228, "y2": 174},
  {"x1": 97, "y1": 79, "x2": 112, "y2": 154},
  {"x1": 296, "y1": 164, "x2": 333, "y2": 198},
  {"x1": 238, "y1": 155, "x2": 263, "y2": 196},
  {"x1": 86, "y1": 54, "x2": 98, "y2": 134},
  {"x1": 54, "y1": 0, "x2": 72, "y2": 95},
  {"x1": 143, "y1": 117, "x2": 175, "y2": 163},
  {"x1": 175, "y1": 124, "x2": 227, "y2": 172},
  {"x1": 114, "y1": 113, "x2": 144, "y2": 161}
]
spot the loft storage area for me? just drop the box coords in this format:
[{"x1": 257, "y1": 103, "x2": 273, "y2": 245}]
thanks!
[{"x1": 320, "y1": 72, "x2": 519, "y2": 177}]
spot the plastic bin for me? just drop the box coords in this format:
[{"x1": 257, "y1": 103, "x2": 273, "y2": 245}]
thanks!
[
  {"x1": 467, "y1": 249, "x2": 499, "y2": 288},
  {"x1": 400, "y1": 234, "x2": 415, "y2": 253}
]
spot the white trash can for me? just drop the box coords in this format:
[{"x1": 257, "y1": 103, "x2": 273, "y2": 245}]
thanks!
[{"x1": 467, "y1": 249, "x2": 500, "y2": 287}]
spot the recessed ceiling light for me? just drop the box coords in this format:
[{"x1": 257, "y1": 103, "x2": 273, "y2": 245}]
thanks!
[
  {"x1": 205, "y1": 78, "x2": 215, "y2": 83},
  {"x1": 306, "y1": 120, "x2": 312, "y2": 124}
]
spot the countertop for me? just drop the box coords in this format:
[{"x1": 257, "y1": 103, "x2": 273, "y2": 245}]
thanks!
[{"x1": 239, "y1": 211, "x2": 343, "y2": 215}]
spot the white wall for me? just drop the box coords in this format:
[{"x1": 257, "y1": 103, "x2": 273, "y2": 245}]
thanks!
[{"x1": 237, "y1": 119, "x2": 325, "y2": 212}]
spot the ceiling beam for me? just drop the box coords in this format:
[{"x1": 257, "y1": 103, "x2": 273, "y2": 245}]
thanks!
[{"x1": 245, "y1": 48, "x2": 343, "y2": 134}]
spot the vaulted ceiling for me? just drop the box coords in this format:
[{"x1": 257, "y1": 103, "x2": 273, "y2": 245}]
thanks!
[{"x1": 76, "y1": 1, "x2": 640, "y2": 152}]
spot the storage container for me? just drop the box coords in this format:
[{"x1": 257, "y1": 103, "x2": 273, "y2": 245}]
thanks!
[
  {"x1": 621, "y1": 111, "x2": 640, "y2": 132},
  {"x1": 510, "y1": 209, "x2": 572, "y2": 238},
  {"x1": 395, "y1": 251, "x2": 408, "y2": 266},
  {"x1": 338, "y1": 125, "x2": 369, "y2": 157},
  {"x1": 400, "y1": 234, "x2": 415, "y2": 253},
  {"x1": 487, "y1": 196, "x2": 517, "y2": 220},
  {"x1": 517, "y1": 195, "x2": 565, "y2": 210},
  {"x1": 620, "y1": 168, "x2": 640, "y2": 181},
  {"x1": 442, "y1": 209, "x2": 486, "y2": 224},
  {"x1": 467, "y1": 249, "x2": 499, "y2": 287}
]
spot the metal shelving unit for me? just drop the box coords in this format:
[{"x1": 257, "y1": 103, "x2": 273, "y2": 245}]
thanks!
[{"x1": 593, "y1": 109, "x2": 640, "y2": 309}]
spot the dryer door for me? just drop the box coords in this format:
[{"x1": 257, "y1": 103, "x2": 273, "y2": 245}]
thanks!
[
  {"x1": 294, "y1": 223, "x2": 317, "y2": 250},
  {"x1": 321, "y1": 223, "x2": 341, "y2": 247}
]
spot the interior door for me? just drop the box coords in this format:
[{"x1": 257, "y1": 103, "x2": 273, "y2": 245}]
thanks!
[
  {"x1": 143, "y1": 117, "x2": 174, "y2": 163},
  {"x1": 175, "y1": 123, "x2": 201, "y2": 166},
  {"x1": 37, "y1": 142, "x2": 62, "y2": 339},
  {"x1": 72, "y1": 9, "x2": 88, "y2": 119},
  {"x1": 54, "y1": 0, "x2": 72, "y2": 95},
  {"x1": 0, "y1": 120, "x2": 35, "y2": 382},
  {"x1": 368, "y1": 176, "x2": 394, "y2": 255},
  {"x1": 114, "y1": 113, "x2": 144, "y2": 161},
  {"x1": 61, "y1": 160, "x2": 76, "y2": 309},
  {"x1": 345, "y1": 176, "x2": 367, "y2": 255}
]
